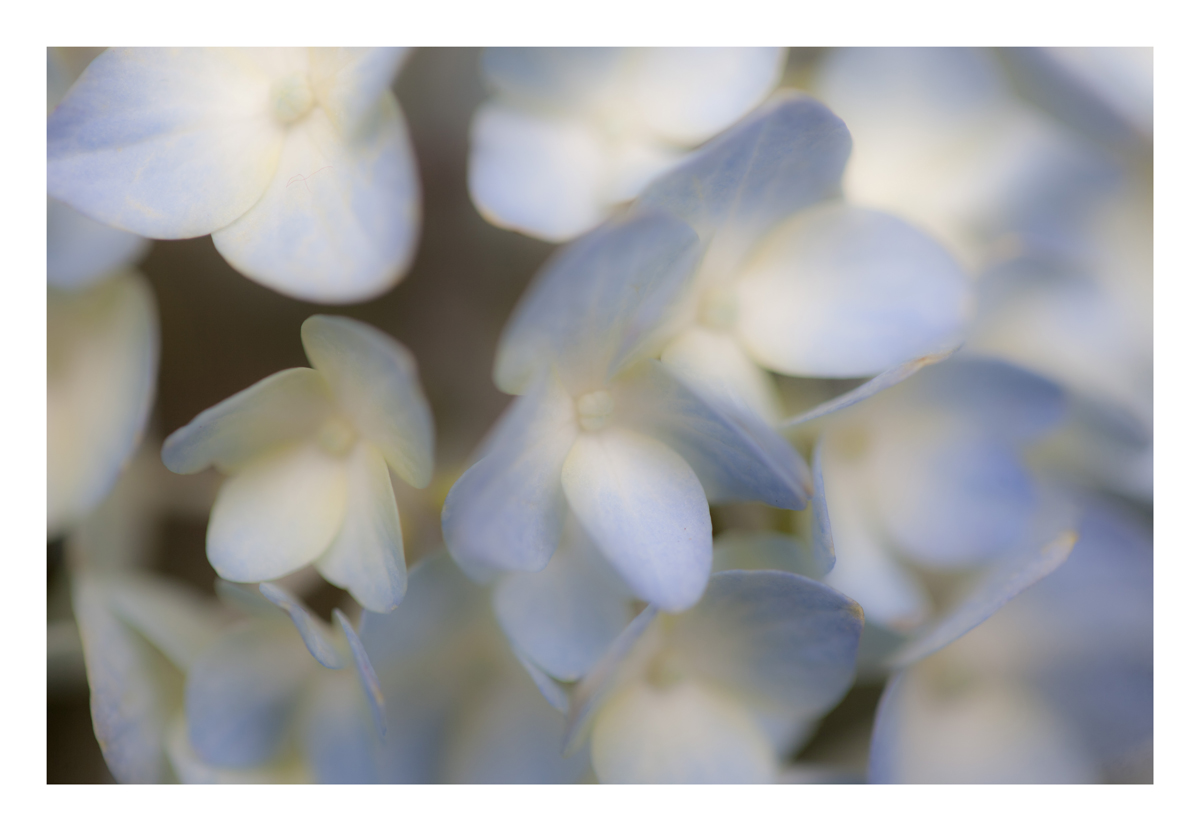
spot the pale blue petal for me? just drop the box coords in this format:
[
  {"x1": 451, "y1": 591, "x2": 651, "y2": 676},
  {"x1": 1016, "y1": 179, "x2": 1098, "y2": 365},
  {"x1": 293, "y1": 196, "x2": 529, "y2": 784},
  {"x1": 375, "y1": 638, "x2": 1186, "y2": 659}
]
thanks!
[
  {"x1": 890, "y1": 525, "x2": 1077, "y2": 667},
  {"x1": 309, "y1": 47, "x2": 410, "y2": 137},
  {"x1": 300, "y1": 315, "x2": 434, "y2": 488},
  {"x1": 481, "y1": 47, "x2": 622, "y2": 110},
  {"x1": 630, "y1": 48, "x2": 785, "y2": 145},
  {"x1": 672, "y1": 570, "x2": 863, "y2": 725},
  {"x1": 215, "y1": 578, "x2": 287, "y2": 619},
  {"x1": 564, "y1": 604, "x2": 660, "y2": 753},
  {"x1": 617, "y1": 359, "x2": 810, "y2": 509},
  {"x1": 47, "y1": 198, "x2": 150, "y2": 290},
  {"x1": 47, "y1": 48, "x2": 283, "y2": 238},
  {"x1": 211, "y1": 93, "x2": 420, "y2": 304},
  {"x1": 735, "y1": 205, "x2": 971, "y2": 377},
  {"x1": 592, "y1": 679, "x2": 775, "y2": 783},
  {"x1": 442, "y1": 373, "x2": 577, "y2": 576},
  {"x1": 166, "y1": 715, "x2": 307, "y2": 783},
  {"x1": 161, "y1": 366, "x2": 333, "y2": 475},
  {"x1": 494, "y1": 211, "x2": 701, "y2": 395},
  {"x1": 809, "y1": 437, "x2": 836, "y2": 575},
  {"x1": 71, "y1": 573, "x2": 177, "y2": 782},
  {"x1": 637, "y1": 92, "x2": 851, "y2": 267},
  {"x1": 561, "y1": 429, "x2": 711, "y2": 613},
  {"x1": 48, "y1": 271, "x2": 158, "y2": 537},
  {"x1": 442, "y1": 666, "x2": 587, "y2": 784},
  {"x1": 493, "y1": 517, "x2": 635, "y2": 681},
  {"x1": 206, "y1": 442, "x2": 348, "y2": 582},
  {"x1": 779, "y1": 345, "x2": 958, "y2": 429},
  {"x1": 301, "y1": 671, "x2": 381, "y2": 783},
  {"x1": 107, "y1": 573, "x2": 228, "y2": 671},
  {"x1": 512, "y1": 650, "x2": 571, "y2": 714},
  {"x1": 335, "y1": 609, "x2": 386, "y2": 739},
  {"x1": 314, "y1": 442, "x2": 406, "y2": 613},
  {"x1": 185, "y1": 622, "x2": 314, "y2": 768},
  {"x1": 257, "y1": 582, "x2": 344, "y2": 669},
  {"x1": 468, "y1": 104, "x2": 610, "y2": 242},
  {"x1": 659, "y1": 327, "x2": 783, "y2": 424}
]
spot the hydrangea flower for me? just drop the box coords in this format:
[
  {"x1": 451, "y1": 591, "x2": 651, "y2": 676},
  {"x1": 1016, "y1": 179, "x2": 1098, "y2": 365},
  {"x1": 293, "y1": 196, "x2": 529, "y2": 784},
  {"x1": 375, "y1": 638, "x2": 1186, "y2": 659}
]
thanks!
[
  {"x1": 469, "y1": 47, "x2": 784, "y2": 241},
  {"x1": 810, "y1": 47, "x2": 1116, "y2": 269},
  {"x1": 162, "y1": 315, "x2": 434, "y2": 612},
  {"x1": 48, "y1": 48, "x2": 420, "y2": 303},
  {"x1": 634, "y1": 92, "x2": 974, "y2": 424},
  {"x1": 442, "y1": 210, "x2": 811, "y2": 613},
  {"x1": 49, "y1": 272, "x2": 158, "y2": 537},
  {"x1": 869, "y1": 497, "x2": 1152, "y2": 783},
  {"x1": 561, "y1": 570, "x2": 862, "y2": 783}
]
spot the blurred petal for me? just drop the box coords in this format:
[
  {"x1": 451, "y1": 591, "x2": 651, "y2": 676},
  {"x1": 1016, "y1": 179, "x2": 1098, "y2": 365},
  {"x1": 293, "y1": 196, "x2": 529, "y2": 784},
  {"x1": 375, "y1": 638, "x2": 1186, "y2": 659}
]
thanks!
[
  {"x1": 335, "y1": 609, "x2": 386, "y2": 739},
  {"x1": 300, "y1": 315, "x2": 434, "y2": 488},
  {"x1": 809, "y1": 437, "x2": 836, "y2": 575},
  {"x1": 591, "y1": 680, "x2": 774, "y2": 784},
  {"x1": 442, "y1": 373, "x2": 577, "y2": 576},
  {"x1": 47, "y1": 47, "x2": 283, "y2": 238},
  {"x1": 493, "y1": 517, "x2": 634, "y2": 681},
  {"x1": 185, "y1": 623, "x2": 314, "y2": 768},
  {"x1": 161, "y1": 366, "x2": 334, "y2": 475},
  {"x1": 660, "y1": 327, "x2": 783, "y2": 423},
  {"x1": 618, "y1": 360, "x2": 809, "y2": 509},
  {"x1": 891, "y1": 525, "x2": 1077, "y2": 667},
  {"x1": 47, "y1": 198, "x2": 150, "y2": 290},
  {"x1": 780, "y1": 345, "x2": 958, "y2": 429},
  {"x1": 469, "y1": 103, "x2": 609, "y2": 242},
  {"x1": 561, "y1": 429, "x2": 711, "y2": 612},
  {"x1": 481, "y1": 47, "x2": 623, "y2": 111},
  {"x1": 494, "y1": 211, "x2": 700, "y2": 395},
  {"x1": 206, "y1": 442, "x2": 348, "y2": 582},
  {"x1": 711, "y1": 531, "x2": 815, "y2": 578},
  {"x1": 166, "y1": 715, "x2": 307, "y2": 783},
  {"x1": 630, "y1": 48, "x2": 784, "y2": 145},
  {"x1": 512, "y1": 650, "x2": 571, "y2": 714},
  {"x1": 638, "y1": 92, "x2": 850, "y2": 272},
  {"x1": 672, "y1": 571, "x2": 862, "y2": 725},
  {"x1": 71, "y1": 573, "x2": 177, "y2": 782},
  {"x1": 48, "y1": 271, "x2": 158, "y2": 536},
  {"x1": 257, "y1": 582, "x2": 344, "y2": 669},
  {"x1": 309, "y1": 47, "x2": 409, "y2": 137},
  {"x1": 107, "y1": 573, "x2": 227, "y2": 671},
  {"x1": 735, "y1": 205, "x2": 971, "y2": 377},
  {"x1": 314, "y1": 442, "x2": 407, "y2": 613},
  {"x1": 212, "y1": 93, "x2": 420, "y2": 303},
  {"x1": 300, "y1": 670, "x2": 381, "y2": 783}
]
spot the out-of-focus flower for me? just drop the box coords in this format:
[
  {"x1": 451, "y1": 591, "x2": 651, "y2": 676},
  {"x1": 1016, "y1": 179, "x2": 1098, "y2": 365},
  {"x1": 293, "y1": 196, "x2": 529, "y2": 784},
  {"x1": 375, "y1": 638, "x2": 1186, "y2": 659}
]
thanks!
[
  {"x1": 49, "y1": 273, "x2": 158, "y2": 537},
  {"x1": 811, "y1": 47, "x2": 1115, "y2": 270},
  {"x1": 633, "y1": 93, "x2": 973, "y2": 424},
  {"x1": 869, "y1": 497, "x2": 1152, "y2": 783},
  {"x1": 443, "y1": 211, "x2": 811, "y2": 613},
  {"x1": 469, "y1": 47, "x2": 784, "y2": 241},
  {"x1": 48, "y1": 48, "x2": 420, "y2": 303},
  {"x1": 562, "y1": 570, "x2": 862, "y2": 783},
  {"x1": 162, "y1": 315, "x2": 434, "y2": 612}
]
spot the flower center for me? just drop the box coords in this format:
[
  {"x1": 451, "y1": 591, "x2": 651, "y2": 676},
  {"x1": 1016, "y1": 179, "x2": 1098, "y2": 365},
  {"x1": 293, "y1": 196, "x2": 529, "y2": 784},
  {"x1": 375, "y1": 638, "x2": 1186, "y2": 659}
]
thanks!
[
  {"x1": 576, "y1": 389, "x2": 615, "y2": 431},
  {"x1": 270, "y1": 73, "x2": 315, "y2": 124},
  {"x1": 699, "y1": 286, "x2": 739, "y2": 330},
  {"x1": 316, "y1": 415, "x2": 357, "y2": 456}
]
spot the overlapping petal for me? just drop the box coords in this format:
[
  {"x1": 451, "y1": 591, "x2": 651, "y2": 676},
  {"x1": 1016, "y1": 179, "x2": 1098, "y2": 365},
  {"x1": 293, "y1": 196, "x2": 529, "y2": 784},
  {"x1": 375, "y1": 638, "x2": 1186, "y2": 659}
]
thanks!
[
  {"x1": 481, "y1": 48, "x2": 623, "y2": 111},
  {"x1": 309, "y1": 47, "x2": 411, "y2": 137},
  {"x1": 257, "y1": 582, "x2": 344, "y2": 669},
  {"x1": 47, "y1": 198, "x2": 150, "y2": 290},
  {"x1": 300, "y1": 315, "x2": 434, "y2": 488},
  {"x1": 212, "y1": 93, "x2": 420, "y2": 303},
  {"x1": 47, "y1": 48, "x2": 284, "y2": 238},
  {"x1": 206, "y1": 442, "x2": 349, "y2": 582},
  {"x1": 561, "y1": 429, "x2": 712, "y2": 612}
]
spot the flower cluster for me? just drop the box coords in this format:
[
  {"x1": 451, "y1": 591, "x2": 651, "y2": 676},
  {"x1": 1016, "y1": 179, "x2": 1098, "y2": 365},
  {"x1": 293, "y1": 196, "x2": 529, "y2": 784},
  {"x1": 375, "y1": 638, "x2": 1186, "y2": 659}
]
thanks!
[{"x1": 48, "y1": 47, "x2": 1152, "y2": 785}]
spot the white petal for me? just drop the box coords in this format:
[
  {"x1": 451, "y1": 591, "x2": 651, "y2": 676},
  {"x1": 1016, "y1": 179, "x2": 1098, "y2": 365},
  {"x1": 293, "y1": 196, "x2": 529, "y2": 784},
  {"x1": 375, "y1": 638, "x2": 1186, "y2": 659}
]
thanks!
[
  {"x1": 161, "y1": 366, "x2": 334, "y2": 476},
  {"x1": 47, "y1": 198, "x2": 150, "y2": 290},
  {"x1": 48, "y1": 271, "x2": 158, "y2": 536},
  {"x1": 468, "y1": 103, "x2": 610, "y2": 241},
  {"x1": 591, "y1": 680, "x2": 775, "y2": 784},
  {"x1": 47, "y1": 47, "x2": 284, "y2": 238},
  {"x1": 300, "y1": 315, "x2": 434, "y2": 488},
  {"x1": 481, "y1": 47, "x2": 623, "y2": 111},
  {"x1": 315, "y1": 443, "x2": 407, "y2": 613},
  {"x1": 735, "y1": 204, "x2": 972, "y2": 378},
  {"x1": 206, "y1": 442, "x2": 348, "y2": 582},
  {"x1": 660, "y1": 327, "x2": 783, "y2": 423},
  {"x1": 212, "y1": 92, "x2": 420, "y2": 303},
  {"x1": 629, "y1": 48, "x2": 785, "y2": 145},
  {"x1": 309, "y1": 47, "x2": 410, "y2": 137},
  {"x1": 560, "y1": 429, "x2": 711, "y2": 612}
]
